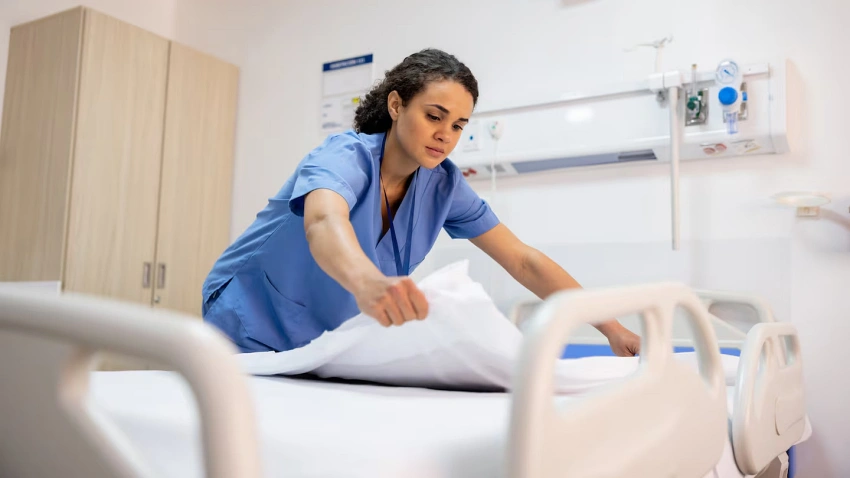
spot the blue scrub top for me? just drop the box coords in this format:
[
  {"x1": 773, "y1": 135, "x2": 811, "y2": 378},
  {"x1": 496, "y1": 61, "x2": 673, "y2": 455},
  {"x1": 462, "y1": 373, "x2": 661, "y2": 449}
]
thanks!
[{"x1": 201, "y1": 130, "x2": 500, "y2": 353}]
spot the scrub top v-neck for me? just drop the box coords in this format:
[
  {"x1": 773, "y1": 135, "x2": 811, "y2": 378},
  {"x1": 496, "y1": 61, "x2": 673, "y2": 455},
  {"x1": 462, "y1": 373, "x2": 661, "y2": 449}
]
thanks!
[
  {"x1": 201, "y1": 130, "x2": 500, "y2": 353},
  {"x1": 377, "y1": 133, "x2": 417, "y2": 277}
]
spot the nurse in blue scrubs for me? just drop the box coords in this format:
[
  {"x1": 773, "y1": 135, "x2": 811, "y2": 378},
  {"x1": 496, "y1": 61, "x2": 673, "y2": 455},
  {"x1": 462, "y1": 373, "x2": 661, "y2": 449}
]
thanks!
[{"x1": 202, "y1": 48, "x2": 641, "y2": 357}]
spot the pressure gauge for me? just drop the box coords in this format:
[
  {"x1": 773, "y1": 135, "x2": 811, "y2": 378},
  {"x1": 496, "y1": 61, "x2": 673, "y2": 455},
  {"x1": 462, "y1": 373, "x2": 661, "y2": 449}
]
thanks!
[{"x1": 715, "y1": 60, "x2": 740, "y2": 85}]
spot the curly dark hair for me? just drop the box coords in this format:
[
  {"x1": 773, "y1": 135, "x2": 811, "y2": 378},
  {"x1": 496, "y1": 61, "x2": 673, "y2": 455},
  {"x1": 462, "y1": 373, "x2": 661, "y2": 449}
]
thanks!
[{"x1": 353, "y1": 49, "x2": 478, "y2": 134}]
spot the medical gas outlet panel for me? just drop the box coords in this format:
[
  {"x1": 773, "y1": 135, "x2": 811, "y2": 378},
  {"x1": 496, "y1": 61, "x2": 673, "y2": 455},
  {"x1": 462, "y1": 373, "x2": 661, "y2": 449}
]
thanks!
[{"x1": 454, "y1": 59, "x2": 789, "y2": 180}]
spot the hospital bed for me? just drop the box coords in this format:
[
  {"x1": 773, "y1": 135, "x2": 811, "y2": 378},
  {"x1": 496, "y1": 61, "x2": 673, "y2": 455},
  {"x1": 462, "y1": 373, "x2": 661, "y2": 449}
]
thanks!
[{"x1": 0, "y1": 282, "x2": 808, "y2": 477}]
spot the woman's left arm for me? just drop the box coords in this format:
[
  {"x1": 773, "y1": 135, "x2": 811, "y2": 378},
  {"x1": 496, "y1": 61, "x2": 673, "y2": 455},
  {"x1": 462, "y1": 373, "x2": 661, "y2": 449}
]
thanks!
[{"x1": 469, "y1": 223, "x2": 640, "y2": 357}]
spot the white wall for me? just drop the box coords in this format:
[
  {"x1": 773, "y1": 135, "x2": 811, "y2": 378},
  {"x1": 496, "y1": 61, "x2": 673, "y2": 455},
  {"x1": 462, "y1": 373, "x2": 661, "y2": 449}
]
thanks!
[{"x1": 0, "y1": 0, "x2": 177, "y2": 132}]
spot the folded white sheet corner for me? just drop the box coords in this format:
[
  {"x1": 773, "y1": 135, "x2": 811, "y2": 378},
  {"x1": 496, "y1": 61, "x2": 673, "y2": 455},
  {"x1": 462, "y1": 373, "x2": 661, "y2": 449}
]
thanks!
[{"x1": 238, "y1": 260, "x2": 740, "y2": 393}]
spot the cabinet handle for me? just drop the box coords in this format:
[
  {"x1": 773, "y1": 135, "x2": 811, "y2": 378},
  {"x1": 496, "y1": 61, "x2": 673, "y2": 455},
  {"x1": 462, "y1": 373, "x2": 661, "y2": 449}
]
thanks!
[
  {"x1": 142, "y1": 262, "x2": 152, "y2": 288},
  {"x1": 157, "y1": 263, "x2": 166, "y2": 289}
]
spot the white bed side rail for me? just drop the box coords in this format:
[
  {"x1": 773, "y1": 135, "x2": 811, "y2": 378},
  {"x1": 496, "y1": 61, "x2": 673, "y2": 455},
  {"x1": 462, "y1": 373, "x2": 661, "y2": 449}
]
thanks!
[
  {"x1": 509, "y1": 288, "x2": 776, "y2": 349},
  {"x1": 732, "y1": 322, "x2": 806, "y2": 475},
  {"x1": 508, "y1": 282, "x2": 728, "y2": 478},
  {"x1": 0, "y1": 289, "x2": 261, "y2": 478},
  {"x1": 695, "y1": 288, "x2": 777, "y2": 345}
]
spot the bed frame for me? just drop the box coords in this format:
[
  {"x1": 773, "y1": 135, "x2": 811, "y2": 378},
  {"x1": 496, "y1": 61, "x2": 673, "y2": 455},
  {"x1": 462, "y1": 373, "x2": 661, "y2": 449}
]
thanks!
[{"x1": 0, "y1": 282, "x2": 803, "y2": 477}]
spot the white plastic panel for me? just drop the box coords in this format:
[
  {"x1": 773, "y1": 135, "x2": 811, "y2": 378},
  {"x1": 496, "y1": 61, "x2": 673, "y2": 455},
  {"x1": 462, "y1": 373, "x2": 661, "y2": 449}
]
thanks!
[
  {"x1": 452, "y1": 61, "x2": 788, "y2": 180},
  {"x1": 732, "y1": 322, "x2": 806, "y2": 475},
  {"x1": 0, "y1": 289, "x2": 262, "y2": 478},
  {"x1": 508, "y1": 282, "x2": 728, "y2": 478}
]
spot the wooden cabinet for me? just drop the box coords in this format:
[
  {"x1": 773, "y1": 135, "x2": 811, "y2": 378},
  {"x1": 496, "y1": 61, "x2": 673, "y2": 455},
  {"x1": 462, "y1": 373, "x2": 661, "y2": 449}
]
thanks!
[
  {"x1": 0, "y1": 7, "x2": 238, "y2": 321},
  {"x1": 62, "y1": 9, "x2": 170, "y2": 309},
  {"x1": 153, "y1": 43, "x2": 239, "y2": 316}
]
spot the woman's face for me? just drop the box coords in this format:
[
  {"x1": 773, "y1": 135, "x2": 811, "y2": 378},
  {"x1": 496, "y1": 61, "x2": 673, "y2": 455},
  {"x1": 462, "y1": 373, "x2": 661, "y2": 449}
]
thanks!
[{"x1": 388, "y1": 80, "x2": 474, "y2": 169}]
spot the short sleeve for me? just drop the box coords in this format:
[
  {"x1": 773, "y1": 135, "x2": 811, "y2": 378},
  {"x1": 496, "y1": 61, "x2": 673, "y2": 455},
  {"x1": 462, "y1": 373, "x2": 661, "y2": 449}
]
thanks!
[
  {"x1": 288, "y1": 134, "x2": 373, "y2": 217},
  {"x1": 442, "y1": 173, "x2": 500, "y2": 239}
]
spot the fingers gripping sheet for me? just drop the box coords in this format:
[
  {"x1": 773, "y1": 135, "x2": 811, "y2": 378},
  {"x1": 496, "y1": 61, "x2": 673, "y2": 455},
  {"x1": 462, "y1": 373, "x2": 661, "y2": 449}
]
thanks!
[{"x1": 238, "y1": 261, "x2": 739, "y2": 392}]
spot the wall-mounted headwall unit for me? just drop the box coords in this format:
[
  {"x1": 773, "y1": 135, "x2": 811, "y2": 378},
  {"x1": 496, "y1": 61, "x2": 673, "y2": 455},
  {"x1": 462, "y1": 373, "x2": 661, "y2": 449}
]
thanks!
[{"x1": 452, "y1": 61, "x2": 789, "y2": 179}]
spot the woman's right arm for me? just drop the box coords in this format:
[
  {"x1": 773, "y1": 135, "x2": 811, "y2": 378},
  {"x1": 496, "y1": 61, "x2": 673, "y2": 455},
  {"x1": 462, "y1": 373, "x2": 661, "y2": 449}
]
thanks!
[{"x1": 302, "y1": 189, "x2": 429, "y2": 326}]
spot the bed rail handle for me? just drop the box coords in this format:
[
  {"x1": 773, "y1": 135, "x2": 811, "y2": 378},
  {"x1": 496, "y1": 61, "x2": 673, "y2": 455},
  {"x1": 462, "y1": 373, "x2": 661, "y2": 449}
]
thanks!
[
  {"x1": 0, "y1": 288, "x2": 262, "y2": 478},
  {"x1": 732, "y1": 321, "x2": 805, "y2": 475},
  {"x1": 509, "y1": 282, "x2": 728, "y2": 478}
]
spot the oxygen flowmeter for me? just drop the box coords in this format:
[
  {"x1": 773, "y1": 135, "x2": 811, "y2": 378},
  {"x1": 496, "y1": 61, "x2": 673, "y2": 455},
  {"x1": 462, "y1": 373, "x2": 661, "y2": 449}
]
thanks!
[{"x1": 715, "y1": 59, "x2": 747, "y2": 135}]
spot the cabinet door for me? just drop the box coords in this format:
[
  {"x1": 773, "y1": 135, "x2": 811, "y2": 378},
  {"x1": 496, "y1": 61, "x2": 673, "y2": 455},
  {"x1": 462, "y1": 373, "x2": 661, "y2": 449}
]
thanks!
[
  {"x1": 153, "y1": 43, "x2": 238, "y2": 316},
  {"x1": 63, "y1": 10, "x2": 169, "y2": 305},
  {"x1": 0, "y1": 8, "x2": 82, "y2": 281}
]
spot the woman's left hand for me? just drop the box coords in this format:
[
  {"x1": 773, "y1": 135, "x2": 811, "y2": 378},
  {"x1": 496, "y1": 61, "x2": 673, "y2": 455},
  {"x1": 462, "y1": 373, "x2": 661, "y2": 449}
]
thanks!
[{"x1": 606, "y1": 328, "x2": 641, "y2": 357}]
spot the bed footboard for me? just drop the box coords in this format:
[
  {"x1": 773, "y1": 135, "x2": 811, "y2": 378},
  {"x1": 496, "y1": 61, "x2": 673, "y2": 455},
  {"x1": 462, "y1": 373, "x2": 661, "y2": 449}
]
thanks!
[{"x1": 508, "y1": 282, "x2": 729, "y2": 478}]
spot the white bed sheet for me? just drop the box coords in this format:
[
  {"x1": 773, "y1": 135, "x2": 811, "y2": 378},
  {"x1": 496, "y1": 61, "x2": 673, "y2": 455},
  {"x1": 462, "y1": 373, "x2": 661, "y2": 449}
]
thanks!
[
  {"x1": 237, "y1": 261, "x2": 742, "y2": 393},
  {"x1": 87, "y1": 371, "x2": 806, "y2": 478}
]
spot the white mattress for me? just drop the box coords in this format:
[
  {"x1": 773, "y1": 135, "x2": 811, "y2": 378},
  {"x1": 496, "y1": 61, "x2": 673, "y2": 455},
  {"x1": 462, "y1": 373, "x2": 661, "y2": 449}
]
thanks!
[{"x1": 88, "y1": 371, "x2": 759, "y2": 478}]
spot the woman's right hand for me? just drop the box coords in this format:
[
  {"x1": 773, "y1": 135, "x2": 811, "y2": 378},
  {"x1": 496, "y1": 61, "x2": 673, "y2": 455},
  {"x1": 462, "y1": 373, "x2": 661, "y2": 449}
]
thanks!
[
  {"x1": 302, "y1": 190, "x2": 429, "y2": 326},
  {"x1": 354, "y1": 274, "x2": 429, "y2": 327}
]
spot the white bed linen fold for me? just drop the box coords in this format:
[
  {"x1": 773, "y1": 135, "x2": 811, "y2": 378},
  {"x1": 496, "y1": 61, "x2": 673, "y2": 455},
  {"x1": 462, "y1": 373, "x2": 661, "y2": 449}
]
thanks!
[{"x1": 238, "y1": 261, "x2": 739, "y2": 392}]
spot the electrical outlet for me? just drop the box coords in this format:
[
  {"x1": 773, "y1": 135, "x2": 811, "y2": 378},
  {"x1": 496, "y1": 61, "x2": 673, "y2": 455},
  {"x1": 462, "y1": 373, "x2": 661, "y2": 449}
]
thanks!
[{"x1": 462, "y1": 120, "x2": 481, "y2": 152}]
